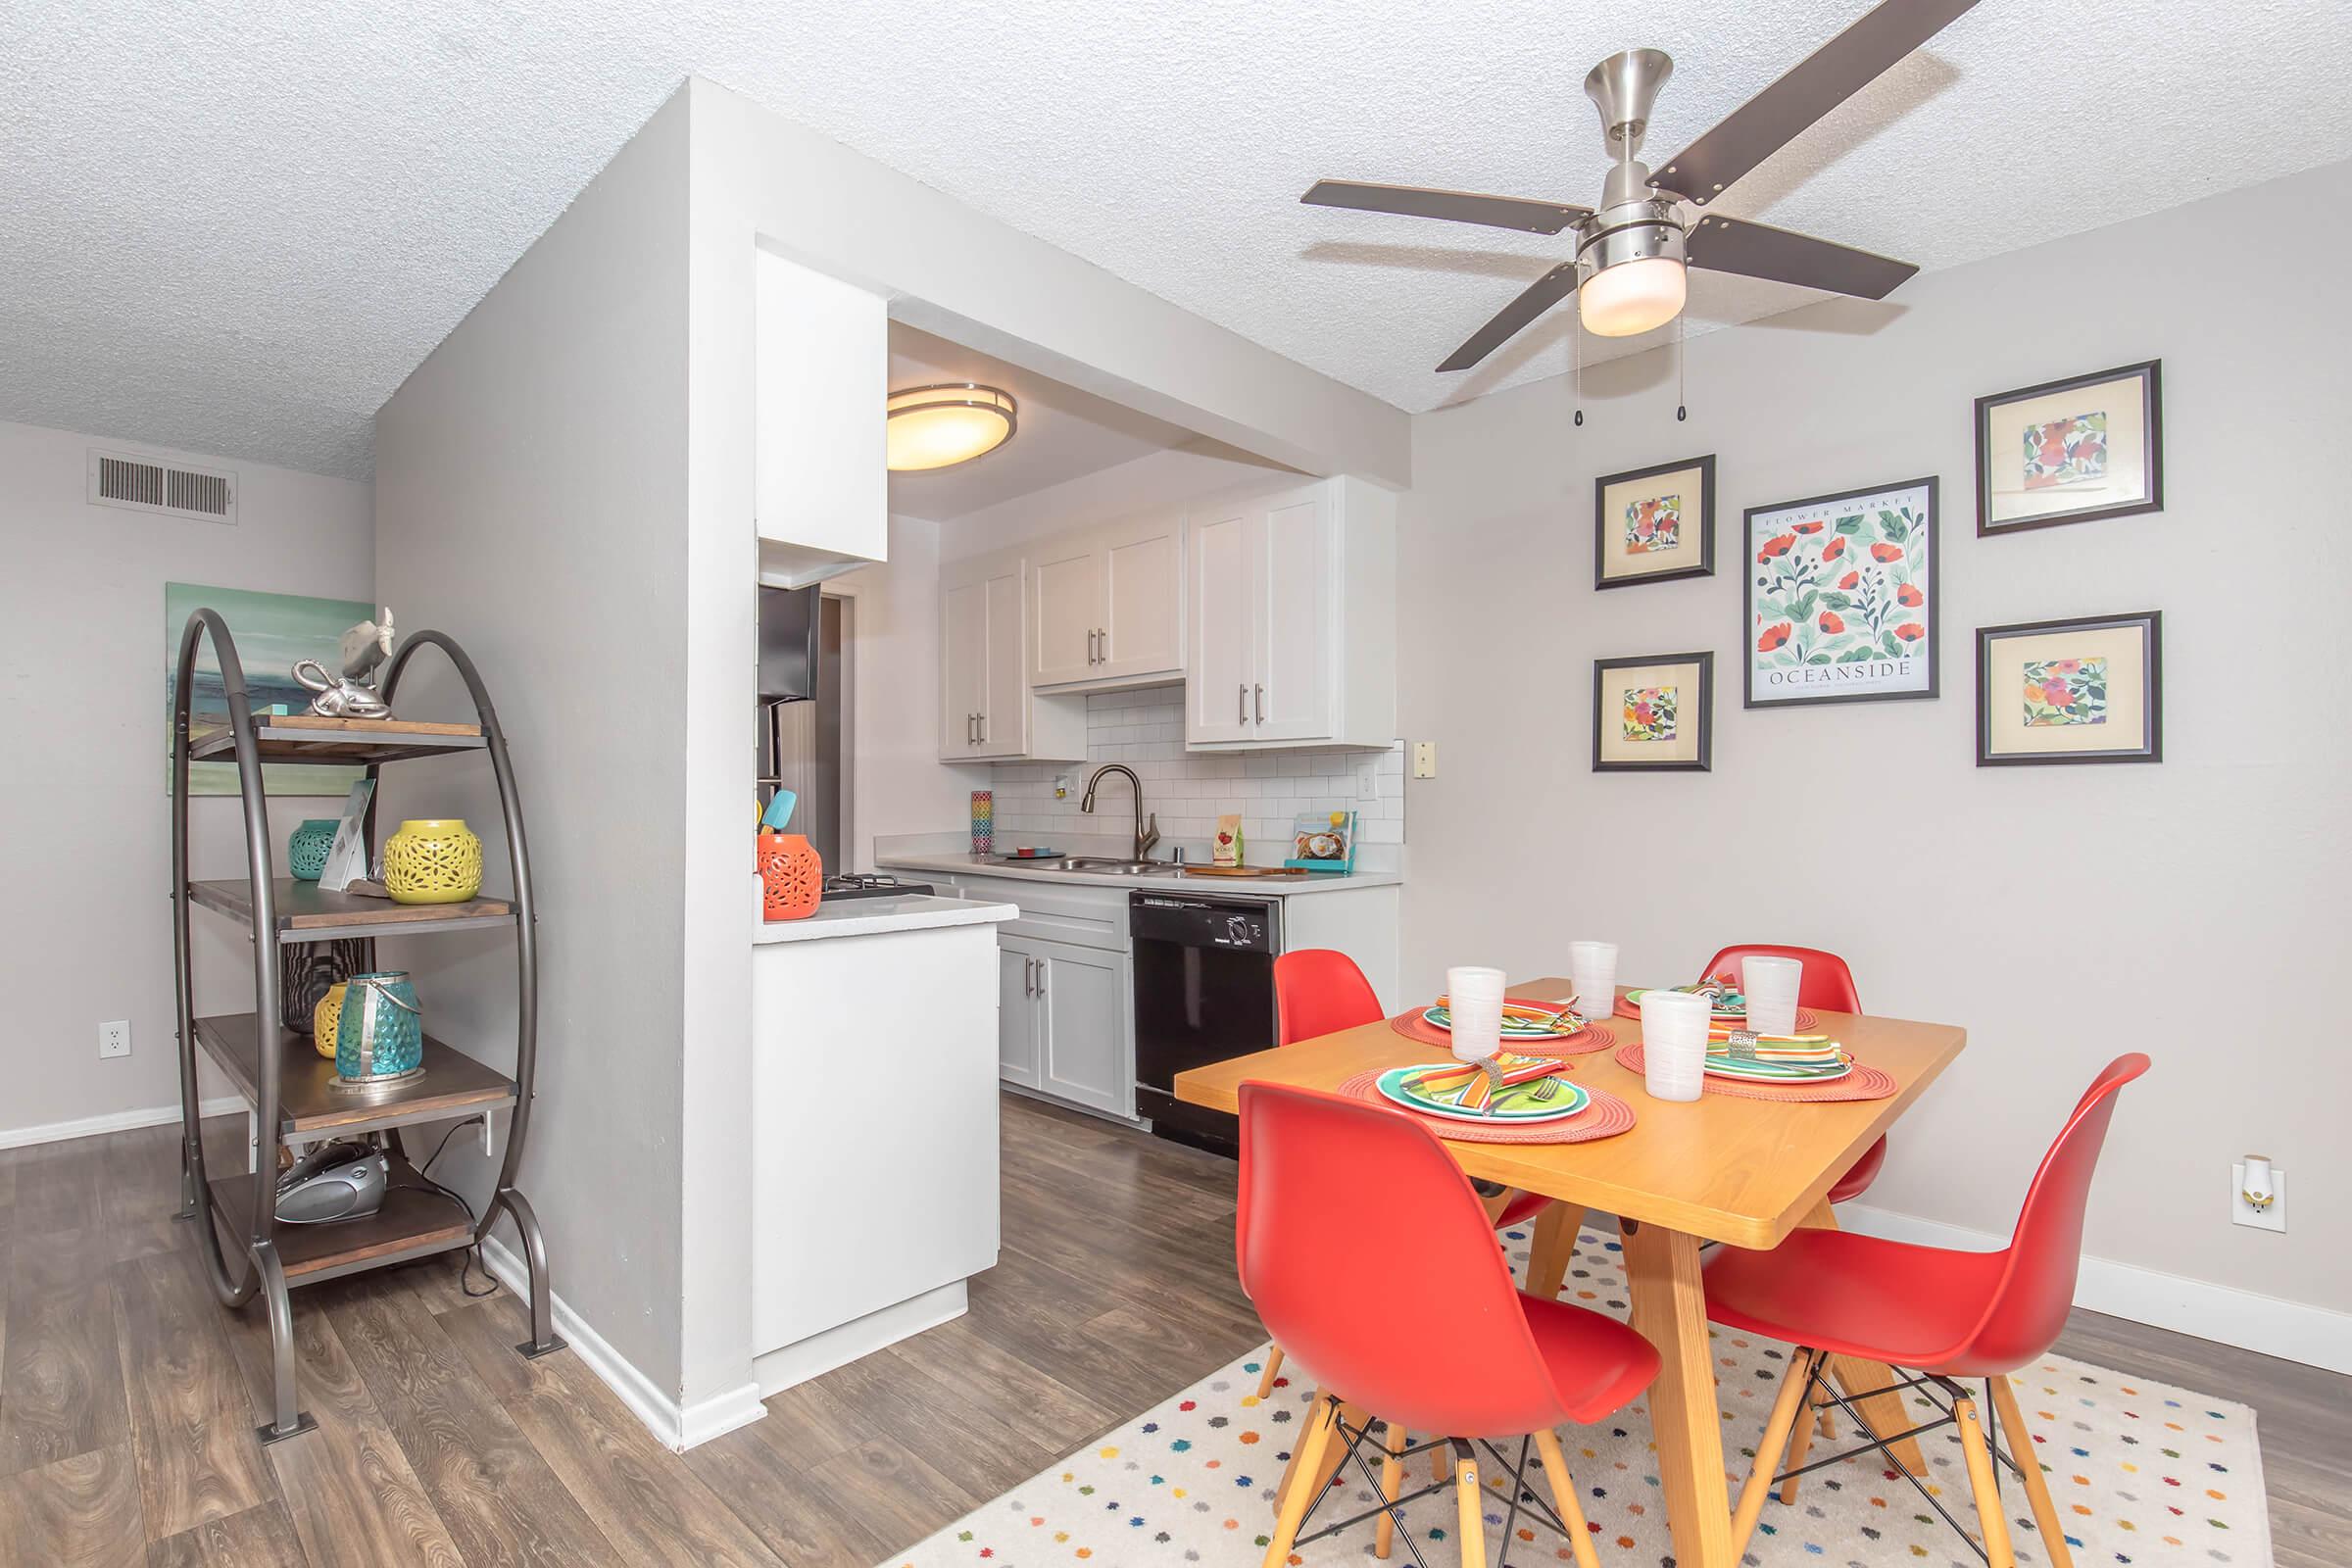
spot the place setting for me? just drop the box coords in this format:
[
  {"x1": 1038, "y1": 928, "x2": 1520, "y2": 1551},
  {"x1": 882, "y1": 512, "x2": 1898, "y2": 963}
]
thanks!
[
  {"x1": 1610, "y1": 952, "x2": 1900, "y2": 1103},
  {"x1": 1342, "y1": 964, "x2": 1636, "y2": 1144}
]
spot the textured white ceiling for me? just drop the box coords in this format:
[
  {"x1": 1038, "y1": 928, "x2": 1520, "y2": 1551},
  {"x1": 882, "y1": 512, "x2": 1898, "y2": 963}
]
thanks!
[
  {"x1": 4, "y1": 1, "x2": 2346, "y2": 480},
  {"x1": 885, "y1": 323, "x2": 1197, "y2": 523}
]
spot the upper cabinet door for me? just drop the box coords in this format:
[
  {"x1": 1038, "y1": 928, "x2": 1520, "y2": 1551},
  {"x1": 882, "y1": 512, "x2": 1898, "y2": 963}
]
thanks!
[
  {"x1": 1250, "y1": 492, "x2": 1334, "y2": 740},
  {"x1": 1029, "y1": 541, "x2": 1102, "y2": 687},
  {"x1": 975, "y1": 567, "x2": 1027, "y2": 758},
  {"x1": 1098, "y1": 512, "x2": 1184, "y2": 681},
  {"x1": 939, "y1": 579, "x2": 986, "y2": 758},
  {"x1": 1187, "y1": 505, "x2": 1255, "y2": 743}
]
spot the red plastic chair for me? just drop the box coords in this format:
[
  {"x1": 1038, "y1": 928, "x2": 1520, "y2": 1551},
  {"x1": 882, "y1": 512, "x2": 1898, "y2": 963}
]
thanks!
[
  {"x1": 1701, "y1": 1054, "x2": 2150, "y2": 1568},
  {"x1": 1240, "y1": 1082, "x2": 1658, "y2": 1568},
  {"x1": 1256, "y1": 953, "x2": 1557, "y2": 1400},
  {"x1": 1701, "y1": 944, "x2": 1885, "y2": 1203}
]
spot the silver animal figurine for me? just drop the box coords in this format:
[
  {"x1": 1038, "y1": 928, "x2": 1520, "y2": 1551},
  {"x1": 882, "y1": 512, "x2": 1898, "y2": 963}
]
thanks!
[{"x1": 293, "y1": 607, "x2": 397, "y2": 719}]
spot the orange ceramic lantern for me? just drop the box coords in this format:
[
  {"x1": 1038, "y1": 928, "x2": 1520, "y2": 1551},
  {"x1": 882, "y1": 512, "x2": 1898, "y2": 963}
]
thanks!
[{"x1": 758, "y1": 832, "x2": 822, "y2": 920}]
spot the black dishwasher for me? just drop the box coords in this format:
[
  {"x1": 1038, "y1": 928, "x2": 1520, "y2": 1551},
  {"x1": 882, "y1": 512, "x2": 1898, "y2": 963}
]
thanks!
[{"x1": 1130, "y1": 891, "x2": 1281, "y2": 1157}]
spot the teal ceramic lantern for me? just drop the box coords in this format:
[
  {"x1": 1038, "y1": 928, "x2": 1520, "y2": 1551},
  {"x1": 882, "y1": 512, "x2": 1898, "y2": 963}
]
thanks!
[
  {"x1": 333, "y1": 971, "x2": 424, "y2": 1086},
  {"x1": 287, "y1": 818, "x2": 341, "y2": 881}
]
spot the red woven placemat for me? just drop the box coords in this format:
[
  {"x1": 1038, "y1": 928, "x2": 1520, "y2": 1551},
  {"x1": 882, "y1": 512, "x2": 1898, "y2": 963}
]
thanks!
[
  {"x1": 1334, "y1": 1070, "x2": 1636, "y2": 1144},
  {"x1": 1388, "y1": 1007, "x2": 1615, "y2": 1057},
  {"x1": 1610, "y1": 1042, "x2": 1898, "y2": 1102},
  {"x1": 1613, "y1": 996, "x2": 1819, "y2": 1033}
]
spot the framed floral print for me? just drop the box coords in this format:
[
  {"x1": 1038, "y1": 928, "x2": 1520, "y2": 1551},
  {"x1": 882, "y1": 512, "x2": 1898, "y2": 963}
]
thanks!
[
  {"x1": 1744, "y1": 476, "x2": 1937, "y2": 709},
  {"x1": 1594, "y1": 454, "x2": 1715, "y2": 589},
  {"x1": 1592, "y1": 651, "x2": 1713, "y2": 772},
  {"x1": 1976, "y1": 612, "x2": 2161, "y2": 765},
  {"x1": 1976, "y1": 361, "x2": 2162, "y2": 534}
]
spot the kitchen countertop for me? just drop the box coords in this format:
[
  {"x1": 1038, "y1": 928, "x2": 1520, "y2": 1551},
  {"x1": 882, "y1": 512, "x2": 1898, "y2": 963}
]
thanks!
[
  {"x1": 752, "y1": 893, "x2": 1018, "y2": 945},
  {"x1": 876, "y1": 851, "x2": 1402, "y2": 898}
]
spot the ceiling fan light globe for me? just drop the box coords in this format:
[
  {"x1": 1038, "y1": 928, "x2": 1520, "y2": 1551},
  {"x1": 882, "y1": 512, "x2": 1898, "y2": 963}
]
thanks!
[{"x1": 1579, "y1": 256, "x2": 1687, "y2": 337}]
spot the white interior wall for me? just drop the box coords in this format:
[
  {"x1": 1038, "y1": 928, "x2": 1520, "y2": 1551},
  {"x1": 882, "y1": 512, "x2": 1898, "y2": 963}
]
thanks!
[
  {"x1": 937, "y1": 443, "x2": 1299, "y2": 563},
  {"x1": 1396, "y1": 161, "x2": 2352, "y2": 1332},
  {"x1": 0, "y1": 417, "x2": 372, "y2": 1142}
]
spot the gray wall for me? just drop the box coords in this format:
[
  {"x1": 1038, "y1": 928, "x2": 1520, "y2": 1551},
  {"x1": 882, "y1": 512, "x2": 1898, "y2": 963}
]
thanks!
[
  {"x1": 0, "y1": 416, "x2": 372, "y2": 1139},
  {"x1": 1397, "y1": 162, "x2": 2351, "y2": 1316},
  {"x1": 371, "y1": 96, "x2": 693, "y2": 1394}
]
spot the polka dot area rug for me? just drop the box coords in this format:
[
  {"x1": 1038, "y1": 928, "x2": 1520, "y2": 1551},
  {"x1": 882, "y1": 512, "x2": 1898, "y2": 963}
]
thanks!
[{"x1": 883, "y1": 1224, "x2": 2269, "y2": 1568}]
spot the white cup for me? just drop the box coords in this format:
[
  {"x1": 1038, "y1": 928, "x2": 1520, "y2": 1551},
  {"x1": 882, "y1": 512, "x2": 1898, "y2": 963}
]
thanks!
[
  {"x1": 1445, "y1": 965, "x2": 1507, "y2": 1063},
  {"x1": 1639, "y1": 989, "x2": 1711, "y2": 1102},
  {"x1": 1568, "y1": 940, "x2": 1619, "y2": 1023},
  {"x1": 1742, "y1": 956, "x2": 1803, "y2": 1037}
]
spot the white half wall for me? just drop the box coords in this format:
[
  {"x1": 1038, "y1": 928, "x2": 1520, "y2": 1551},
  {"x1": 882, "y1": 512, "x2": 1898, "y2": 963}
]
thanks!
[
  {"x1": 1396, "y1": 160, "x2": 2352, "y2": 1339},
  {"x1": 0, "y1": 417, "x2": 372, "y2": 1140}
]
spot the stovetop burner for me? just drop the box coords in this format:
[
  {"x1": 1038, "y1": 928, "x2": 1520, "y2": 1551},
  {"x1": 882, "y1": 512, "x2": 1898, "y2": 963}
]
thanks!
[{"x1": 820, "y1": 873, "x2": 934, "y2": 902}]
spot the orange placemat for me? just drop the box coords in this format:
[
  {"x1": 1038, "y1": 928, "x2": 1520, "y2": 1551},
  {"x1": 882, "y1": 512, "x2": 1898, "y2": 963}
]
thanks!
[
  {"x1": 1614, "y1": 995, "x2": 1819, "y2": 1033},
  {"x1": 1389, "y1": 1007, "x2": 1616, "y2": 1057},
  {"x1": 1610, "y1": 1042, "x2": 1898, "y2": 1102},
  {"x1": 1334, "y1": 1070, "x2": 1636, "y2": 1144}
]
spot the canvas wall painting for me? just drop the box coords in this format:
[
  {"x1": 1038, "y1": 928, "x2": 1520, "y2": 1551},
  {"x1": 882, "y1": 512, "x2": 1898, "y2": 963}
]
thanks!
[
  {"x1": 1594, "y1": 455, "x2": 1715, "y2": 589},
  {"x1": 165, "y1": 581, "x2": 371, "y2": 796},
  {"x1": 1976, "y1": 361, "x2": 2162, "y2": 534},
  {"x1": 1977, "y1": 612, "x2": 2162, "y2": 765},
  {"x1": 1592, "y1": 652, "x2": 1712, "y2": 771},
  {"x1": 1744, "y1": 476, "x2": 1938, "y2": 708}
]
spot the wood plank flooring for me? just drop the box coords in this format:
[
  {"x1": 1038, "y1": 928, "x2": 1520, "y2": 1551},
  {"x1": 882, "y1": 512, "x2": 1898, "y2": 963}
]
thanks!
[{"x1": 0, "y1": 1097, "x2": 2343, "y2": 1565}]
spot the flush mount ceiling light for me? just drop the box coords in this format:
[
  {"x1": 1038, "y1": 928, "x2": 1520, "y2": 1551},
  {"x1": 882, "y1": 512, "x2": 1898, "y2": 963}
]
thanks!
[{"x1": 886, "y1": 383, "x2": 1017, "y2": 471}]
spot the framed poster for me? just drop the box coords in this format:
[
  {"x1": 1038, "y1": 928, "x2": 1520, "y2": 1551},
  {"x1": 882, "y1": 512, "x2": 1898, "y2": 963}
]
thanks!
[
  {"x1": 1594, "y1": 454, "x2": 1715, "y2": 589},
  {"x1": 1977, "y1": 612, "x2": 2161, "y2": 765},
  {"x1": 1976, "y1": 360, "x2": 2162, "y2": 534},
  {"x1": 1592, "y1": 651, "x2": 1713, "y2": 772},
  {"x1": 164, "y1": 581, "x2": 370, "y2": 796},
  {"x1": 1744, "y1": 476, "x2": 1937, "y2": 709}
]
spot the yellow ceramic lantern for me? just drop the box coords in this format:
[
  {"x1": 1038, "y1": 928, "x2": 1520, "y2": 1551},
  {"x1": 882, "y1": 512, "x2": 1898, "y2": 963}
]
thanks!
[
  {"x1": 312, "y1": 982, "x2": 348, "y2": 1059},
  {"x1": 382, "y1": 818, "x2": 484, "y2": 905}
]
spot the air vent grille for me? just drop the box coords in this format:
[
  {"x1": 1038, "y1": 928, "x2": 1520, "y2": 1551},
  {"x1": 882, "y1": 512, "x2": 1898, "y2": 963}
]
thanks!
[{"x1": 87, "y1": 449, "x2": 237, "y2": 523}]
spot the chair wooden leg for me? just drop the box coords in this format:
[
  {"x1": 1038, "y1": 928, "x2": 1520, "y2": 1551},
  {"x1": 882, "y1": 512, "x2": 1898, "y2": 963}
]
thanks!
[
  {"x1": 1432, "y1": 1438, "x2": 1449, "y2": 1486},
  {"x1": 1532, "y1": 1429, "x2": 1601, "y2": 1568},
  {"x1": 1987, "y1": 1373, "x2": 2075, "y2": 1568},
  {"x1": 1375, "y1": 1418, "x2": 1407, "y2": 1559},
  {"x1": 1451, "y1": 1445, "x2": 1486, "y2": 1567},
  {"x1": 1954, "y1": 1396, "x2": 2017, "y2": 1568},
  {"x1": 1779, "y1": 1382, "x2": 1824, "y2": 1503},
  {"x1": 1524, "y1": 1201, "x2": 1586, "y2": 1302},
  {"x1": 1256, "y1": 1344, "x2": 1286, "y2": 1399},
  {"x1": 1731, "y1": 1348, "x2": 1819, "y2": 1559},
  {"x1": 1816, "y1": 1397, "x2": 1838, "y2": 1438},
  {"x1": 1265, "y1": 1395, "x2": 1341, "y2": 1568}
]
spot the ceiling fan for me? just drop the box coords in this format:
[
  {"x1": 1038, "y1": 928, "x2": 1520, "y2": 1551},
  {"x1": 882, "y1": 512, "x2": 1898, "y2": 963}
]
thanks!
[{"x1": 1301, "y1": 0, "x2": 1981, "y2": 372}]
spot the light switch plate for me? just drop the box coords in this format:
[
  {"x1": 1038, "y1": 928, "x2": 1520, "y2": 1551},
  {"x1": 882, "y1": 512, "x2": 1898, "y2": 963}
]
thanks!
[
  {"x1": 1410, "y1": 741, "x2": 1438, "y2": 779},
  {"x1": 2231, "y1": 1162, "x2": 2286, "y2": 1232},
  {"x1": 1355, "y1": 763, "x2": 1379, "y2": 801}
]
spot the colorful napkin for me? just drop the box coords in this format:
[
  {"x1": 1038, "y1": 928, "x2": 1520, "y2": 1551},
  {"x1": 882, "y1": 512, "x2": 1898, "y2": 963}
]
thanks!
[
  {"x1": 1428, "y1": 998, "x2": 1587, "y2": 1037},
  {"x1": 1405, "y1": 1052, "x2": 1569, "y2": 1110}
]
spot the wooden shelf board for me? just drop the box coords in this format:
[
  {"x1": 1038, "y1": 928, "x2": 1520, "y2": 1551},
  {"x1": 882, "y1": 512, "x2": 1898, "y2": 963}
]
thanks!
[
  {"x1": 189, "y1": 712, "x2": 485, "y2": 764},
  {"x1": 193, "y1": 1013, "x2": 516, "y2": 1139},
  {"x1": 189, "y1": 878, "x2": 513, "y2": 939},
  {"x1": 208, "y1": 1154, "x2": 474, "y2": 1282}
]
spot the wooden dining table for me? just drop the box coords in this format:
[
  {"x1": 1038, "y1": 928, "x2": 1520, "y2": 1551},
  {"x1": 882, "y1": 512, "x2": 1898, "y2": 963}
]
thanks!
[{"x1": 1173, "y1": 977, "x2": 1968, "y2": 1568}]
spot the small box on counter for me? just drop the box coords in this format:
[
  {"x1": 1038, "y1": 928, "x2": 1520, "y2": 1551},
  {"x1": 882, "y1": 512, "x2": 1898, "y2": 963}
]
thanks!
[{"x1": 1284, "y1": 809, "x2": 1356, "y2": 873}]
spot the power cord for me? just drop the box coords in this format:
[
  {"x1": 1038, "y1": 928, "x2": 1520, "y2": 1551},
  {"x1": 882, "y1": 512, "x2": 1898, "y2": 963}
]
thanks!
[{"x1": 396, "y1": 1120, "x2": 500, "y2": 1298}]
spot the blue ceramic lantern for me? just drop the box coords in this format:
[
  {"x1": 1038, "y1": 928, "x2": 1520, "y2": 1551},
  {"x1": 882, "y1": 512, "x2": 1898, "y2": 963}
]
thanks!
[
  {"x1": 287, "y1": 818, "x2": 341, "y2": 881},
  {"x1": 334, "y1": 971, "x2": 423, "y2": 1084}
]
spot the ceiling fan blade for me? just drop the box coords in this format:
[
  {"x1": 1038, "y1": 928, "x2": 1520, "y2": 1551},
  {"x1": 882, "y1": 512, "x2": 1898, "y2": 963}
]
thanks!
[
  {"x1": 1437, "y1": 262, "x2": 1581, "y2": 372},
  {"x1": 1302, "y1": 179, "x2": 1592, "y2": 236},
  {"x1": 1686, "y1": 214, "x2": 1917, "y2": 298},
  {"x1": 1648, "y1": 0, "x2": 1981, "y2": 205}
]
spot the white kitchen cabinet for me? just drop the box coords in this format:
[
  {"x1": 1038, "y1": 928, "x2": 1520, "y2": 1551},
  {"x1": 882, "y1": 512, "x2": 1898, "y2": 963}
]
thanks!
[
  {"x1": 997, "y1": 945, "x2": 1041, "y2": 1088},
  {"x1": 938, "y1": 554, "x2": 1088, "y2": 762},
  {"x1": 1027, "y1": 509, "x2": 1184, "y2": 689},
  {"x1": 996, "y1": 933, "x2": 1130, "y2": 1119},
  {"x1": 1185, "y1": 476, "x2": 1396, "y2": 751}
]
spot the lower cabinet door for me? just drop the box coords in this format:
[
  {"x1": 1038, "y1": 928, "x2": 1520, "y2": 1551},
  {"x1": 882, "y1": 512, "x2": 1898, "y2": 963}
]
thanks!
[
  {"x1": 998, "y1": 944, "x2": 1041, "y2": 1088},
  {"x1": 1035, "y1": 941, "x2": 1132, "y2": 1117}
]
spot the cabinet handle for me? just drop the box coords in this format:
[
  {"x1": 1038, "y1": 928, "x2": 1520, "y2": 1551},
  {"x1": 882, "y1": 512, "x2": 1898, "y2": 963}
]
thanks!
[
  {"x1": 978, "y1": 712, "x2": 988, "y2": 745},
  {"x1": 965, "y1": 712, "x2": 976, "y2": 745},
  {"x1": 1238, "y1": 683, "x2": 1249, "y2": 724},
  {"x1": 1023, "y1": 956, "x2": 1035, "y2": 995},
  {"x1": 1254, "y1": 684, "x2": 1265, "y2": 724},
  {"x1": 1034, "y1": 960, "x2": 1045, "y2": 998}
]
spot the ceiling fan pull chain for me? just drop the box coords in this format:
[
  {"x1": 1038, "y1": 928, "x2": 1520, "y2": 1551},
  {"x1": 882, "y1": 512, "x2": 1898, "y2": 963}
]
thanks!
[
  {"x1": 1676, "y1": 310, "x2": 1688, "y2": 421},
  {"x1": 1573, "y1": 314, "x2": 1585, "y2": 427}
]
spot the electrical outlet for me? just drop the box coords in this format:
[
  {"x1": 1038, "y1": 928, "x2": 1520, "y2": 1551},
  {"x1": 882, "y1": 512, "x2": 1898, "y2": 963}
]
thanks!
[
  {"x1": 1411, "y1": 740, "x2": 1439, "y2": 779},
  {"x1": 98, "y1": 1019, "x2": 131, "y2": 1058},
  {"x1": 1355, "y1": 763, "x2": 1378, "y2": 801},
  {"x1": 2231, "y1": 1161, "x2": 2286, "y2": 1232}
]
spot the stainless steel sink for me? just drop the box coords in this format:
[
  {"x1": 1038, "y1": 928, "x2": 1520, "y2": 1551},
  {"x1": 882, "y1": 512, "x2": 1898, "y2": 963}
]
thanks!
[{"x1": 1065, "y1": 858, "x2": 1175, "y2": 875}]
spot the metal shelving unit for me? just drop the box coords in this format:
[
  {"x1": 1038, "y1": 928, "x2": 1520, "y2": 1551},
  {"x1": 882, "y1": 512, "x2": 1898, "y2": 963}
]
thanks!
[{"x1": 169, "y1": 611, "x2": 564, "y2": 1444}]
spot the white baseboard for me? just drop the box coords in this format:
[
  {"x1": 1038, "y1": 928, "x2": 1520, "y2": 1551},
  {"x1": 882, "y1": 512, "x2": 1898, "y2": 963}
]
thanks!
[
  {"x1": 0, "y1": 1096, "x2": 247, "y2": 1151},
  {"x1": 751, "y1": 1279, "x2": 969, "y2": 1399},
  {"x1": 477, "y1": 1234, "x2": 766, "y2": 1453},
  {"x1": 1839, "y1": 1202, "x2": 2352, "y2": 1376}
]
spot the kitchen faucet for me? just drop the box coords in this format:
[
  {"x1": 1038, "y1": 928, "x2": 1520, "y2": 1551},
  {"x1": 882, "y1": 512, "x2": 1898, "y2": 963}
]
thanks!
[{"x1": 1080, "y1": 763, "x2": 1159, "y2": 861}]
